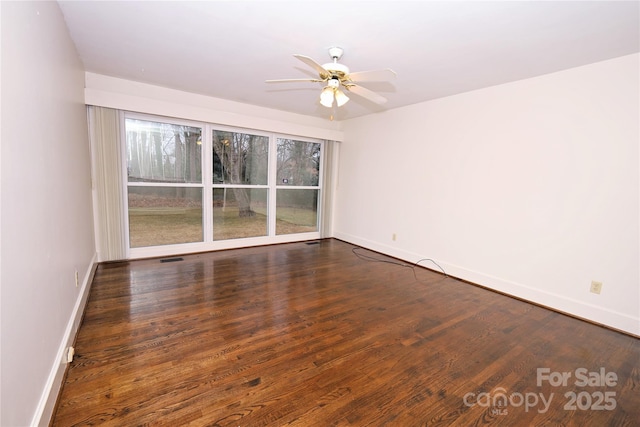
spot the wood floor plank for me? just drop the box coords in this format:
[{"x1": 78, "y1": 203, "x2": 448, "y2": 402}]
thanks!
[{"x1": 52, "y1": 239, "x2": 640, "y2": 426}]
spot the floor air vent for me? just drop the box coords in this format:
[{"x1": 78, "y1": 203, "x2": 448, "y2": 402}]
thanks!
[{"x1": 160, "y1": 257, "x2": 184, "y2": 263}]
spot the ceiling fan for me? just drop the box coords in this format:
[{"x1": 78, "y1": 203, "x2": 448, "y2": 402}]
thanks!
[{"x1": 266, "y1": 47, "x2": 396, "y2": 109}]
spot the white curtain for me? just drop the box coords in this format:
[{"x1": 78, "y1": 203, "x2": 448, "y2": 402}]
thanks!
[
  {"x1": 321, "y1": 140, "x2": 339, "y2": 238},
  {"x1": 88, "y1": 106, "x2": 127, "y2": 260}
]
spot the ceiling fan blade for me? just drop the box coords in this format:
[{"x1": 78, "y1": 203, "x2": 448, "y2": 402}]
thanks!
[
  {"x1": 293, "y1": 54, "x2": 330, "y2": 79},
  {"x1": 347, "y1": 68, "x2": 397, "y2": 83},
  {"x1": 266, "y1": 78, "x2": 323, "y2": 83},
  {"x1": 344, "y1": 84, "x2": 388, "y2": 105}
]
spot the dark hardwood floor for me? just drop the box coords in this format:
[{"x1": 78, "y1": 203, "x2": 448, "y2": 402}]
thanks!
[{"x1": 52, "y1": 239, "x2": 639, "y2": 426}]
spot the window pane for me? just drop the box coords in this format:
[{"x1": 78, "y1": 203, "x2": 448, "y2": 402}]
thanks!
[
  {"x1": 213, "y1": 130, "x2": 268, "y2": 185},
  {"x1": 126, "y1": 119, "x2": 202, "y2": 183},
  {"x1": 277, "y1": 139, "x2": 320, "y2": 186},
  {"x1": 128, "y1": 187, "x2": 202, "y2": 247},
  {"x1": 276, "y1": 189, "x2": 318, "y2": 235},
  {"x1": 213, "y1": 188, "x2": 267, "y2": 240}
]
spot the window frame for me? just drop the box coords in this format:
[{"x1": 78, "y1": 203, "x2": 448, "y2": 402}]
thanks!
[{"x1": 123, "y1": 113, "x2": 323, "y2": 259}]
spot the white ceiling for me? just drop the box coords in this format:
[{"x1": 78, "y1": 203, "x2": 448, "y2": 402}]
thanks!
[{"x1": 57, "y1": 1, "x2": 639, "y2": 121}]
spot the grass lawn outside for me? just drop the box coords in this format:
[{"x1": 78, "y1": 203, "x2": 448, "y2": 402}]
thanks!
[{"x1": 129, "y1": 206, "x2": 317, "y2": 248}]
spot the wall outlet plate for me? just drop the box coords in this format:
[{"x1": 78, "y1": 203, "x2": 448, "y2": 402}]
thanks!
[{"x1": 590, "y1": 281, "x2": 602, "y2": 294}]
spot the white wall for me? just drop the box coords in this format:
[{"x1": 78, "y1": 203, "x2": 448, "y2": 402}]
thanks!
[
  {"x1": 1, "y1": 2, "x2": 96, "y2": 426},
  {"x1": 335, "y1": 54, "x2": 639, "y2": 335}
]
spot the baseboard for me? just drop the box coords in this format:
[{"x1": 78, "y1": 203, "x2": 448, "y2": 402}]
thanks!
[
  {"x1": 334, "y1": 232, "x2": 640, "y2": 337},
  {"x1": 31, "y1": 253, "x2": 98, "y2": 427}
]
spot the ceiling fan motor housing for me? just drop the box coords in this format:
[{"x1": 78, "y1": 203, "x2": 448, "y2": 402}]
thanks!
[{"x1": 323, "y1": 62, "x2": 349, "y2": 79}]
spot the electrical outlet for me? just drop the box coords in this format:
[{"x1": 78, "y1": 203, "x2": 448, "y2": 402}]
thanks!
[
  {"x1": 75, "y1": 270, "x2": 79, "y2": 287},
  {"x1": 392, "y1": 233, "x2": 397, "y2": 241},
  {"x1": 590, "y1": 281, "x2": 602, "y2": 295}
]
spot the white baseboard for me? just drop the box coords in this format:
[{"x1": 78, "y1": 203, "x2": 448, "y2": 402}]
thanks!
[
  {"x1": 334, "y1": 232, "x2": 639, "y2": 337},
  {"x1": 31, "y1": 253, "x2": 98, "y2": 426}
]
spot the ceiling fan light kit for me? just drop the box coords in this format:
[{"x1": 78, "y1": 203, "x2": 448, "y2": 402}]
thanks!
[
  {"x1": 334, "y1": 89, "x2": 349, "y2": 107},
  {"x1": 320, "y1": 78, "x2": 349, "y2": 108},
  {"x1": 320, "y1": 86, "x2": 336, "y2": 107},
  {"x1": 266, "y1": 46, "x2": 396, "y2": 113}
]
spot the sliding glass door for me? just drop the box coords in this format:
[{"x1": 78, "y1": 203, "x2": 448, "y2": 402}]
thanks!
[{"x1": 124, "y1": 114, "x2": 323, "y2": 256}]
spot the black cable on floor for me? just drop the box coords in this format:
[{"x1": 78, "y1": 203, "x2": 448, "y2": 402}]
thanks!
[{"x1": 351, "y1": 247, "x2": 447, "y2": 282}]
